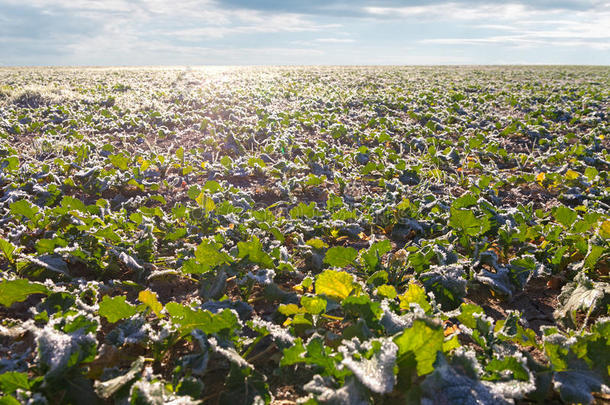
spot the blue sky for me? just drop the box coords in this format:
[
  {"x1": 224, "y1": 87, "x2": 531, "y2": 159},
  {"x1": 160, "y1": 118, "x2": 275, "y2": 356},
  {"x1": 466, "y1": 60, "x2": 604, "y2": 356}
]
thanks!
[{"x1": 1, "y1": 0, "x2": 608, "y2": 66}]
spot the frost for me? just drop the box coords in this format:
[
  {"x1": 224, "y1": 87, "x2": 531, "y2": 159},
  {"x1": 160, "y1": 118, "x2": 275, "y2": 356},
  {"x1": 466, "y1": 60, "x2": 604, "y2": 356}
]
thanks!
[
  {"x1": 474, "y1": 267, "x2": 513, "y2": 299},
  {"x1": 338, "y1": 337, "x2": 397, "y2": 394},
  {"x1": 472, "y1": 251, "x2": 518, "y2": 299},
  {"x1": 201, "y1": 299, "x2": 253, "y2": 321},
  {"x1": 481, "y1": 353, "x2": 536, "y2": 400},
  {"x1": 554, "y1": 272, "x2": 610, "y2": 328},
  {"x1": 94, "y1": 356, "x2": 144, "y2": 399},
  {"x1": 245, "y1": 268, "x2": 276, "y2": 285},
  {"x1": 250, "y1": 317, "x2": 296, "y2": 346},
  {"x1": 303, "y1": 375, "x2": 369, "y2": 405},
  {"x1": 117, "y1": 251, "x2": 144, "y2": 271},
  {"x1": 34, "y1": 323, "x2": 96, "y2": 379},
  {"x1": 553, "y1": 370, "x2": 609, "y2": 405},
  {"x1": 208, "y1": 336, "x2": 252, "y2": 369},
  {"x1": 420, "y1": 264, "x2": 467, "y2": 309},
  {"x1": 379, "y1": 299, "x2": 413, "y2": 334},
  {"x1": 106, "y1": 315, "x2": 152, "y2": 346},
  {"x1": 421, "y1": 356, "x2": 511, "y2": 405}
]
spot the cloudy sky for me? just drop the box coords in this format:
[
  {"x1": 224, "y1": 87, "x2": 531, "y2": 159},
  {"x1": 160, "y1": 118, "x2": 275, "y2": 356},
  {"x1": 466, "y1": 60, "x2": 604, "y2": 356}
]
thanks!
[{"x1": 1, "y1": 0, "x2": 608, "y2": 66}]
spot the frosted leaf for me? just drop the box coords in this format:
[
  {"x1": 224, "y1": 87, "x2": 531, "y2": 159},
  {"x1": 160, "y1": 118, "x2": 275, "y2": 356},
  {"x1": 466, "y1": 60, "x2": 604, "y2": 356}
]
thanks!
[
  {"x1": 339, "y1": 337, "x2": 397, "y2": 394},
  {"x1": 201, "y1": 299, "x2": 253, "y2": 320},
  {"x1": 553, "y1": 370, "x2": 609, "y2": 405},
  {"x1": 303, "y1": 375, "x2": 369, "y2": 405},
  {"x1": 420, "y1": 264, "x2": 467, "y2": 309},
  {"x1": 481, "y1": 352, "x2": 536, "y2": 400},
  {"x1": 249, "y1": 317, "x2": 295, "y2": 346},
  {"x1": 34, "y1": 324, "x2": 96, "y2": 380},
  {"x1": 94, "y1": 356, "x2": 144, "y2": 399},
  {"x1": 208, "y1": 336, "x2": 252, "y2": 369},
  {"x1": 245, "y1": 268, "x2": 276, "y2": 285},
  {"x1": 421, "y1": 356, "x2": 511, "y2": 405},
  {"x1": 106, "y1": 315, "x2": 152, "y2": 346},
  {"x1": 379, "y1": 300, "x2": 412, "y2": 335},
  {"x1": 554, "y1": 272, "x2": 610, "y2": 328},
  {"x1": 117, "y1": 251, "x2": 144, "y2": 271},
  {"x1": 474, "y1": 268, "x2": 513, "y2": 299}
]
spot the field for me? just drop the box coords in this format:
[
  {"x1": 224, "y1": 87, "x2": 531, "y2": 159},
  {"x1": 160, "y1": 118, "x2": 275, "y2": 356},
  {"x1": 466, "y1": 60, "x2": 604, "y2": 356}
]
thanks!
[{"x1": 0, "y1": 66, "x2": 608, "y2": 404}]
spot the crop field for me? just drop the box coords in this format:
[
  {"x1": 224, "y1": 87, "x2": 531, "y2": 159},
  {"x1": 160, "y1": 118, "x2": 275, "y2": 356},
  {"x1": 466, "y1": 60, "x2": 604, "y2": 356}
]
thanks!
[{"x1": 0, "y1": 66, "x2": 609, "y2": 404}]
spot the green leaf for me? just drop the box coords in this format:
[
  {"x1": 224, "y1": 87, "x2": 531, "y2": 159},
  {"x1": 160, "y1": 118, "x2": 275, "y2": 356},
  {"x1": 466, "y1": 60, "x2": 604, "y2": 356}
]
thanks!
[
  {"x1": 484, "y1": 356, "x2": 529, "y2": 381},
  {"x1": 0, "y1": 396, "x2": 20, "y2": 405},
  {"x1": 108, "y1": 153, "x2": 129, "y2": 170},
  {"x1": 38, "y1": 292, "x2": 76, "y2": 316},
  {"x1": 176, "y1": 146, "x2": 184, "y2": 161},
  {"x1": 301, "y1": 296, "x2": 327, "y2": 315},
  {"x1": 165, "y1": 303, "x2": 238, "y2": 335},
  {"x1": 1, "y1": 156, "x2": 19, "y2": 172},
  {"x1": 584, "y1": 166, "x2": 598, "y2": 181},
  {"x1": 237, "y1": 236, "x2": 274, "y2": 268},
  {"x1": 323, "y1": 246, "x2": 358, "y2": 268},
  {"x1": 0, "y1": 279, "x2": 48, "y2": 307},
  {"x1": 449, "y1": 208, "x2": 488, "y2": 237},
  {"x1": 0, "y1": 372, "x2": 30, "y2": 394},
  {"x1": 280, "y1": 337, "x2": 337, "y2": 375},
  {"x1": 187, "y1": 185, "x2": 201, "y2": 200},
  {"x1": 61, "y1": 196, "x2": 87, "y2": 212},
  {"x1": 361, "y1": 240, "x2": 391, "y2": 271},
  {"x1": 399, "y1": 283, "x2": 431, "y2": 313},
  {"x1": 9, "y1": 200, "x2": 38, "y2": 220},
  {"x1": 394, "y1": 319, "x2": 443, "y2": 376},
  {"x1": 98, "y1": 295, "x2": 138, "y2": 323},
  {"x1": 456, "y1": 303, "x2": 484, "y2": 329},
  {"x1": 289, "y1": 202, "x2": 322, "y2": 219},
  {"x1": 189, "y1": 240, "x2": 232, "y2": 273},
  {"x1": 315, "y1": 270, "x2": 357, "y2": 301},
  {"x1": 138, "y1": 290, "x2": 164, "y2": 318},
  {"x1": 553, "y1": 206, "x2": 577, "y2": 228},
  {"x1": 0, "y1": 238, "x2": 17, "y2": 262},
  {"x1": 203, "y1": 180, "x2": 222, "y2": 193},
  {"x1": 326, "y1": 193, "x2": 343, "y2": 210},
  {"x1": 584, "y1": 244, "x2": 604, "y2": 270},
  {"x1": 342, "y1": 295, "x2": 382, "y2": 324},
  {"x1": 280, "y1": 338, "x2": 307, "y2": 366},
  {"x1": 451, "y1": 193, "x2": 478, "y2": 209}
]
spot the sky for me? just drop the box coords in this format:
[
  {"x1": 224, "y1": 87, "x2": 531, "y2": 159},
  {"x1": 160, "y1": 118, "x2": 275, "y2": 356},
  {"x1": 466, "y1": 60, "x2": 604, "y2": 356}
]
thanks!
[{"x1": 0, "y1": 0, "x2": 608, "y2": 66}]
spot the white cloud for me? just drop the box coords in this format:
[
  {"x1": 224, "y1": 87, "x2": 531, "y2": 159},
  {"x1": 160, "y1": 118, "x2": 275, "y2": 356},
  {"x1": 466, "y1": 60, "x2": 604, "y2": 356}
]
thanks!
[
  {"x1": 2, "y1": 0, "x2": 609, "y2": 64},
  {"x1": 315, "y1": 38, "x2": 355, "y2": 43}
]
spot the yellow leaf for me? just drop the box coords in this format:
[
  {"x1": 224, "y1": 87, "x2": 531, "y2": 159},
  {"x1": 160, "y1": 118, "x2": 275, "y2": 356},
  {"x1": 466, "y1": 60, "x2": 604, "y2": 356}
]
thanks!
[
  {"x1": 536, "y1": 172, "x2": 546, "y2": 184},
  {"x1": 138, "y1": 290, "x2": 164, "y2": 318},
  {"x1": 376, "y1": 284, "x2": 397, "y2": 299},
  {"x1": 399, "y1": 283, "x2": 431, "y2": 313},
  {"x1": 565, "y1": 169, "x2": 579, "y2": 180},
  {"x1": 315, "y1": 270, "x2": 356, "y2": 301},
  {"x1": 196, "y1": 192, "x2": 216, "y2": 212},
  {"x1": 600, "y1": 220, "x2": 610, "y2": 239}
]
